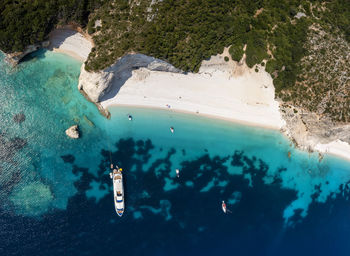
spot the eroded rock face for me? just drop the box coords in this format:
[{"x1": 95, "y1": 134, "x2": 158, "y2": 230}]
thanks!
[
  {"x1": 280, "y1": 103, "x2": 350, "y2": 151},
  {"x1": 78, "y1": 65, "x2": 114, "y2": 102},
  {"x1": 4, "y1": 41, "x2": 50, "y2": 66},
  {"x1": 78, "y1": 53, "x2": 182, "y2": 103},
  {"x1": 65, "y1": 125, "x2": 80, "y2": 139}
]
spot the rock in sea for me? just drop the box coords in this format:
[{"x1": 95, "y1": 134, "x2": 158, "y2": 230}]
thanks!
[{"x1": 65, "y1": 125, "x2": 80, "y2": 139}]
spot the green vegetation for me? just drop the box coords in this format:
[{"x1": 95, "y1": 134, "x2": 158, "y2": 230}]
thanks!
[
  {"x1": 285, "y1": 26, "x2": 350, "y2": 122},
  {"x1": 245, "y1": 30, "x2": 269, "y2": 68},
  {"x1": 324, "y1": 0, "x2": 350, "y2": 42},
  {"x1": 267, "y1": 19, "x2": 310, "y2": 93},
  {"x1": 85, "y1": 0, "x2": 349, "y2": 90},
  {"x1": 0, "y1": 0, "x2": 101, "y2": 53},
  {"x1": 229, "y1": 42, "x2": 244, "y2": 62}
]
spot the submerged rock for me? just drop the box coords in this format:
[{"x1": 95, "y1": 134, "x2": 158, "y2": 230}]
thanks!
[
  {"x1": 61, "y1": 154, "x2": 76, "y2": 163},
  {"x1": 11, "y1": 137, "x2": 28, "y2": 150},
  {"x1": 13, "y1": 113, "x2": 26, "y2": 123},
  {"x1": 83, "y1": 115, "x2": 95, "y2": 127},
  {"x1": 65, "y1": 125, "x2": 80, "y2": 139},
  {"x1": 0, "y1": 134, "x2": 27, "y2": 162}
]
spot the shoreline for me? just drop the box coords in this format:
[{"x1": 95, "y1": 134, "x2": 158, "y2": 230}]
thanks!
[
  {"x1": 100, "y1": 50, "x2": 285, "y2": 131},
  {"x1": 108, "y1": 104, "x2": 350, "y2": 163},
  {"x1": 107, "y1": 104, "x2": 350, "y2": 164},
  {"x1": 106, "y1": 103, "x2": 282, "y2": 131},
  {"x1": 47, "y1": 27, "x2": 92, "y2": 62},
  {"x1": 47, "y1": 30, "x2": 350, "y2": 163},
  {"x1": 51, "y1": 48, "x2": 84, "y2": 62},
  {"x1": 315, "y1": 140, "x2": 350, "y2": 163}
]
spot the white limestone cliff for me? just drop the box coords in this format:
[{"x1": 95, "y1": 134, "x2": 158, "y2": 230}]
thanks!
[{"x1": 78, "y1": 53, "x2": 182, "y2": 103}]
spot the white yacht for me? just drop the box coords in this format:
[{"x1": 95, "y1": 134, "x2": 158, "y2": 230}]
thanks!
[{"x1": 110, "y1": 165, "x2": 124, "y2": 217}]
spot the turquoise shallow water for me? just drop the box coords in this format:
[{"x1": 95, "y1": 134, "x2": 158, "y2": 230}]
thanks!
[
  {"x1": 1, "y1": 50, "x2": 350, "y2": 255},
  {"x1": 0, "y1": 50, "x2": 106, "y2": 215}
]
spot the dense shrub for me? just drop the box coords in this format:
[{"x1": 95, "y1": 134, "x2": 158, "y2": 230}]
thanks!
[
  {"x1": 229, "y1": 43, "x2": 244, "y2": 62},
  {"x1": 0, "y1": 0, "x2": 101, "y2": 53}
]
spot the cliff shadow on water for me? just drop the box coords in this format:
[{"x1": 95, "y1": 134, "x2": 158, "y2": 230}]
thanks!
[
  {"x1": 2, "y1": 137, "x2": 350, "y2": 256},
  {"x1": 17, "y1": 49, "x2": 48, "y2": 64}
]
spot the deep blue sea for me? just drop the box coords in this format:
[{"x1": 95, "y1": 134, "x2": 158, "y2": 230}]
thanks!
[{"x1": 1, "y1": 50, "x2": 350, "y2": 256}]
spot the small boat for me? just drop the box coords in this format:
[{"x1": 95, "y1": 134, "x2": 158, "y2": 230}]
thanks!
[
  {"x1": 222, "y1": 201, "x2": 227, "y2": 213},
  {"x1": 170, "y1": 127, "x2": 174, "y2": 133},
  {"x1": 110, "y1": 165, "x2": 125, "y2": 217},
  {"x1": 176, "y1": 169, "x2": 180, "y2": 178},
  {"x1": 128, "y1": 114, "x2": 133, "y2": 121}
]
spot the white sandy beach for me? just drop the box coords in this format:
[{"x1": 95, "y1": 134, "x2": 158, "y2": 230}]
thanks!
[
  {"x1": 49, "y1": 30, "x2": 350, "y2": 162},
  {"x1": 48, "y1": 28, "x2": 92, "y2": 62},
  {"x1": 315, "y1": 140, "x2": 350, "y2": 162},
  {"x1": 101, "y1": 51, "x2": 285, "y2": 130}
]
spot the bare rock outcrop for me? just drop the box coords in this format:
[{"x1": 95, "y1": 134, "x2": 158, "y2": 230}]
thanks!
[
  {"x1": 65, "y1": 125, "x2": 80, "y2": 139},
  {"x1": 4, "y1": 41, "x2": 50, "y2": 66},
  {"x1": 78, "y1": 53, "x2": 182, "y2": 103},
  {"x1": 280, "y1": 103, "x2": 350, "y2": 152}
]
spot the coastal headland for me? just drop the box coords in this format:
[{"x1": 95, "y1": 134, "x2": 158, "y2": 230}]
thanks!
[{"x1": 23, "y1": 28, "x2": 350, "y2": 162}]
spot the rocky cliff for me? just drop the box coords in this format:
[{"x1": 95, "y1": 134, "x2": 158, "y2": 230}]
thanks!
[
  {"x1": 78, "y1": 53, "x2": 182, "y2": 103},
  {"x1": 280, "y1": 103, "x2": 350, "y2": 153},
  {"x1": 4, "y1": 41, "x2": 50, "y2": 65}
]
